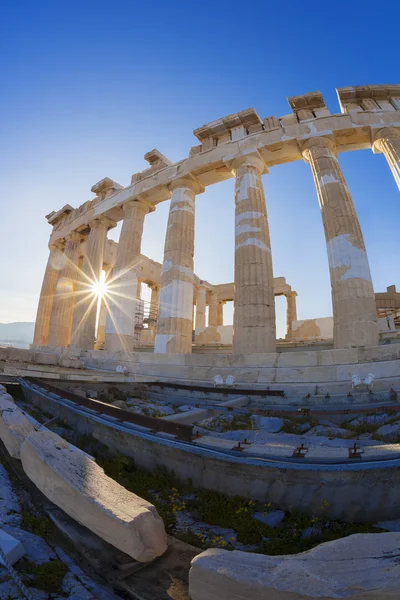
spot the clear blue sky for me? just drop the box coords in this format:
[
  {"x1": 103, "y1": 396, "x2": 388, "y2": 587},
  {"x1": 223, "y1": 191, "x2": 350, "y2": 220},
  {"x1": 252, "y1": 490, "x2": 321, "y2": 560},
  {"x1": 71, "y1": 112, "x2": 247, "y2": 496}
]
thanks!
[{"x1": 0, "y1": 0, "x2": 399, "y2": 337}]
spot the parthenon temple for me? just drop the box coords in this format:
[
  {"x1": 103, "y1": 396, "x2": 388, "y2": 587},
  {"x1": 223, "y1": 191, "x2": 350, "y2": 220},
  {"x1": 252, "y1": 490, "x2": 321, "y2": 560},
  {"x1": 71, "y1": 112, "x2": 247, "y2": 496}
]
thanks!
[{"x1": 32, "y1": 84, "x2": 400, "y2": 357}]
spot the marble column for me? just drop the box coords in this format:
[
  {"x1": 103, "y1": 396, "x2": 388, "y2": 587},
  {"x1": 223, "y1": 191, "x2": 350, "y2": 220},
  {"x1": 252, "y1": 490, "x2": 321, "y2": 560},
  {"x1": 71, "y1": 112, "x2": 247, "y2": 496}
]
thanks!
[
  {"x1": 285, "y1": 291, "x2": 298, "y2": 340},
  {"x1": 195, "y1": 285, "x2": 207, "y2": 331},
  {"x1": 94, "y1": 267, "x2": 112, "y2": 350},
  {"x1": 149, "y1": 284, "x2": 159, "y2": 330},
  {"x1": 154, "y1": 178, "x2": 202, "y2": 353},
  {"x1": 372, "y1": 128, "x2": 400, "y2": 191},
  {"x1": 32, "y1": 241, "x2": 64, "y2": 347},
  {"x1": 230, "y1": 152, "x2": 276, "y2": 354},
  {"x1": 208, "y1": 293, "x2": 219, "y2": 327},
  {"x1": 302, "y1": 137, "x2": 378, "y2": 348},
  {"x1": 217, "y1": 301, "x2": 224, "y2": 327},
  {"x1": 70, "y1": 216, "x2": 115, "y2": 350},
  {"x1": 48, "y1": 232, "x2": 83, "y2": 347},
  {"x1": 105, "y1": 199, "x2": 152, "y2": 352}
]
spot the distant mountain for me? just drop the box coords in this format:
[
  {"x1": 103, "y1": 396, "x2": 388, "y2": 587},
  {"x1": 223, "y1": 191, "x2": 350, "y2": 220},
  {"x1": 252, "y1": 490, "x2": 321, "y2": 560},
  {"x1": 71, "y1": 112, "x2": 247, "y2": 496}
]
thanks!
[{"x1": 0, "y1": 322, "x2": 35, "y2": 348}]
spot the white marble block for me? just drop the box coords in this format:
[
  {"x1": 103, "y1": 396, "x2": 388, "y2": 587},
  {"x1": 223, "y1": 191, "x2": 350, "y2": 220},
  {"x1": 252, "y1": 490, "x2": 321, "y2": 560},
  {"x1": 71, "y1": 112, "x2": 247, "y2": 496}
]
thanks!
[
  {"x1": 190, "y1": 533, "x2": 400, "y2": 599},
  {"x1": 20, "y1": 429, "x2": 167, "y2": 562},
  {"x1": 0, "y1": 392, "x2": 35, "y2": 458},
  {"x1": 0, "y1": 529, "x2": 25, "y2": 566}
]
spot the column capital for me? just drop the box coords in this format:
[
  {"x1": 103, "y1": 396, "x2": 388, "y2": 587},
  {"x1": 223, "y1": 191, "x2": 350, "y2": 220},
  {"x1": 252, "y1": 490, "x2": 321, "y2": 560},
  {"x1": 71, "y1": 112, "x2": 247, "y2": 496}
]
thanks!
[
  {"x1": 168, "y1": 177, "x2": 204, "y2": 195},
  {"x1": 196, "y1": 283, "x2": 208, "y2": 295},
  {"x1": 372, "y1": 127, "x2": 400, "y2": 153},
  {"x1": 301, "y1": 136, "x2": 336, "y2": 161},
  {"x1": 65, "y1": 231, "x2": 83, "y2": 243},
  {"x1": 49, "y1": 239, "x2": 65, "y2": 252},
  {"x1": 285, "y1": 290, "x2": 298, "y2": 298},
  {"x1": 224, "y1": 150, "x2": 268, "y2": 174},
  {"x1": 122, "y1": 198, "x2": 155, "y2": 216},
  {"x1": 88, "y1": 216, "x2": 117, "y2": 231}
]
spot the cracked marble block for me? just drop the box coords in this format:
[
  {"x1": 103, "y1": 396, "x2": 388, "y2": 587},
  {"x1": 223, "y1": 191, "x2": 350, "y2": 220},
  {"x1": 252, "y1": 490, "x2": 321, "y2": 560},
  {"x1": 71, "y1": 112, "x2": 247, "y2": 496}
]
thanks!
[{"x1": 21, "y1": 429, "x2": 167, "y2": 562}]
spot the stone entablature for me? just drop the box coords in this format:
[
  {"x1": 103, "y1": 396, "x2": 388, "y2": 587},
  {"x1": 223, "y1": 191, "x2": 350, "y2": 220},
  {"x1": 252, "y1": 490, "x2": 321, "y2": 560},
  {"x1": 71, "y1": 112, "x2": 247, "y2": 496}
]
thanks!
[
  {"x1": 47, "y1": 85, "x2": 400, "y2": 246},
  {"x1": 34, "y1": 84, "x2": 400, "y2": 354}
]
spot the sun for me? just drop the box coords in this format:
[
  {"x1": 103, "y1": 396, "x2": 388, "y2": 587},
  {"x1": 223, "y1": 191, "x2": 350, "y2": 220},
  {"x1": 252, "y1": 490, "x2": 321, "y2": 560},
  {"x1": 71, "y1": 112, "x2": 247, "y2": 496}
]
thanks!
[{"x1": 91, "y1": 271, "x2": 108, "y2": 298}]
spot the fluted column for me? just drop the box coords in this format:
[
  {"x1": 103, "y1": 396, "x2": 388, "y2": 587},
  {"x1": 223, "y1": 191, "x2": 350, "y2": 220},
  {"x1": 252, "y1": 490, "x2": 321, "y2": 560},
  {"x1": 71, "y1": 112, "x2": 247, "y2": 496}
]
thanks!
[
  {"x1": 32, "y1": 242, "x2": 64, "y2": 347},
  {"x1": 217, "y1": 301, "x2": 224, "y2": 326},
  {"x1": 94, "y1": 266, "x2": 112, "y2": 350},
  {"x1": 373, "y1": 128, "x2": 400, "y2": 191},
  {"x1": 285, "y1": 291, "x2": 298, "y2": 340},
  {"x1": 105, "y1": 199, "x2": 152, "y2": 352},
  {"x1": 70, "y1": 216, "x2": 115, "y2": 350},
  {"x1": 48, "y1": 232, "x2": 83, "y2": 347},
  {"x1": 149, "y1": 284, "x2": 159, "y2": 331},
  {"x1": 208, "y1": 293, "x2": 219, "y2": 327},
  {"x1": 154, "y1": 178, "x2": 202, "y2": 353},
  {"x1": 229, "y1": 152, "x2": 276, "y2": 354},
  {"x1": 302, "y1": 137, "x2": 378, "y2": 348},
  {"x1": 195, "y1": 285, "x2": 207, "y2": 330}
]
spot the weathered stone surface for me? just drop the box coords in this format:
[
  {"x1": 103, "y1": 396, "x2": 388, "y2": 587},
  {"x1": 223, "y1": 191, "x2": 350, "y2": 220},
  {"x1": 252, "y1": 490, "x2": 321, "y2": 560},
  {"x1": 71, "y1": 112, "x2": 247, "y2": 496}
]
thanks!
[
  {"x1": 376, "y1": 422, "x2": 400, "y2": 440},
  {"x1": 20, "y1": 429, "x2": 167, "y2": 562},
  {"x1": 0, "y1": 528, "x2": 25, "y2": 567},
  {"x1": 0, "y1": 393, "x2": 35, "y2": 458},
  {"x1": 304, "y1": 425, "x2": 353, "y2": 439},
  {"x1": 251, "y1": 416, "x2": 283, "y2": 433},
  {"x1": 189, "y1": 534, "x2": 400, "y2": 599}
]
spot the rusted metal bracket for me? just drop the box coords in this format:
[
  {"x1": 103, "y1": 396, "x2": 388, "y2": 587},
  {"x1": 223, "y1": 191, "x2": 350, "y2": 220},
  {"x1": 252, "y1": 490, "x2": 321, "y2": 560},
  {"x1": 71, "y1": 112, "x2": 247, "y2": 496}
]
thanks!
[
  {"x1": 232, "y1": 442, "x2": 245, "y2": 452},
  {"x1": 348, "y1": 443, "x2": 363, "y2": 459},
  {"x1": 292, "y1": 443, "x2": 308, "y2": 458},
  {"x1": 297, "y1": 408, "x2": 310, "y2": 416}
]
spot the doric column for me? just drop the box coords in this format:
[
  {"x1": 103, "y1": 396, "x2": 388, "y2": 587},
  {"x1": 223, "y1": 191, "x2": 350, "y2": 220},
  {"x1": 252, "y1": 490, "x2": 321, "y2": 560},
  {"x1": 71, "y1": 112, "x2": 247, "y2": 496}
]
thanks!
[
  {"x1": 48, "y1": 232, "x2": 83, "y2": 347},
  {"x1": 217, "y1": 301, "x2": 224, "y2": 327},
  {"x1": 70, "y1": 216, "x2": 115, "y2": 350},
  {"x1": 149, "y1": 284, "x2": 159, "y2": 330},
  {"x1": 105, "y1": 199, "x2": 153, "y2": 352},
  {"x1": 154, "y1": 178, "x2": 202, "y2": 353},
  {"x1": 302, "y1": 137, "x2": 378, "y2": 348},
  {"x1": 228, "y1": 152, "x2": 276, "y2": 354},
  {"x1": 195, "y1": 285, "x2": 207, "y2": 331},
  {"x1": 208, "y1": 293, "x2": 219, "y2": 327},
  {"x1": 285, "y1": 291, "x2": 298, "y2": 340},
  {"x1": 372, "y1": 128, "x2": 400, "y2": 191},
  {"x1": 32, "y1": 241, "x2": 64, "y2": 347},
  {"x1": 94, "y1": 266, "x2": 112, "y2": 350}
]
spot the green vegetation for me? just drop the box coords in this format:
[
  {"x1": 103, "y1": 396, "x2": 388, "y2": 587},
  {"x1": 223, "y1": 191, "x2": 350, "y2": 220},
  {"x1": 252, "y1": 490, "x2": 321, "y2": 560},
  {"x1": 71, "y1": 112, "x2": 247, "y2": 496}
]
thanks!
[
  {"x1": 71, "y1": 435, "x2": 381, "y2": 555},
  {"x1": 280, "y1": 416, "x2": 318, "y2": 435},
  {"x1": 18, "y1": 558, "x2": 68, "y2": 596},
  {"x1": 20, "y1": 510, "x2": 55, "y2": 540}
]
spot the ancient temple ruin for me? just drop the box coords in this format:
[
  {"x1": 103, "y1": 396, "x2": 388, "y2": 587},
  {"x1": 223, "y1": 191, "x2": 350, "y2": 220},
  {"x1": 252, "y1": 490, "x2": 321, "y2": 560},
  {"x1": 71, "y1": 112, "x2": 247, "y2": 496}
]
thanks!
[{"x1": 32, "y1": 84, "x2": 400, "y2": 356}]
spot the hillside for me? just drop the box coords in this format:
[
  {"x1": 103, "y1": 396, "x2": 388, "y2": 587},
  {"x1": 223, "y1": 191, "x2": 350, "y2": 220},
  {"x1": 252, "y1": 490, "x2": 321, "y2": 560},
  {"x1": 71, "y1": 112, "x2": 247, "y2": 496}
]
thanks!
[{"x1": 0, "y1": 322, "x2": 35, "y2": 348}]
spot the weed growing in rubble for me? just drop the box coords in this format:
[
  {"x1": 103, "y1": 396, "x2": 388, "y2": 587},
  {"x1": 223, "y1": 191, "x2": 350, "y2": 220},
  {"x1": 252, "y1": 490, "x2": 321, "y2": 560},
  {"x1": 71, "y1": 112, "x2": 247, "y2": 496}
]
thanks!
[
  {"x1": 70, "y1": 435, "x2": 382, "y2": 555},
  {"x1": 21, "y1": 510, "x2": 55, "y2": 540},
  {"x1": 18, "y1": 558, "x2": 68, "y2": 596}
]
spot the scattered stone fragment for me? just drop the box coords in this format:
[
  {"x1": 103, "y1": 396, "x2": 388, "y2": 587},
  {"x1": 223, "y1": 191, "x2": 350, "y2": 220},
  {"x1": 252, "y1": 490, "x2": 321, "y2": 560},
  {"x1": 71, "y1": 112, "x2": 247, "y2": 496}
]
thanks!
[
  {"x1": 21, "y1": 429, "x2": 167, "y2": 562},
  {"x1": 0, "y1": 528, "x2": 25, "y2": 566},
  {"x1": 304, "y1": 425, "x2": 353, "y2": 439},
  {"x1": 301, "y1": 526, "x2": 322, "y2": 539},
  {"x1": 252, "y1": 510, "x2": 285, "y2": 529},
  {"x1": 376, "y1": 422, "x2": 400, "y2": 440},
  {"x1": 190, "y1": 533, "x2": 400, "y2": 599},
  {"x1": 375, "y1": 519, "x2": 400, "y2": 532},
  {"x1": 297, "y1": 422, "x2": 311, "y2": 433},
  {"x1": 110, "y1": 400, "x2": 128, "y2": 410},
  {"x1": 251, "y1": 416, "x2": 283, "y2": 433}
]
